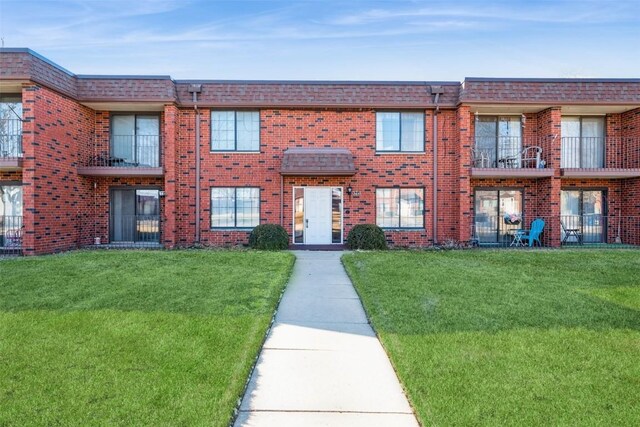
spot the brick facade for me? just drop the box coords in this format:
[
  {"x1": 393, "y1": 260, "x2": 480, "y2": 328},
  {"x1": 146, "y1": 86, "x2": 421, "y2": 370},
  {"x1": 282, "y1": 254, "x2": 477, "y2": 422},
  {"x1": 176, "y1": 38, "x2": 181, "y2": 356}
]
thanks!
[{"x1": 1, "y1": 49, "x2": 639, "y2": 254}]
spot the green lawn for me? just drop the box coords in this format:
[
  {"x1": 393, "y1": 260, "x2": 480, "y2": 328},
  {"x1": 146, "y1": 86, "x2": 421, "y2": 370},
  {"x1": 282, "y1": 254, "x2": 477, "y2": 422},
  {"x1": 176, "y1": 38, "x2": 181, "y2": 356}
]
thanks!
[
  {"x1": 343, "y1": 250, "x2": 640, "y2": 426},
  {"x1": 0, "y1": 250, "x2": 294, "y2": 426}
]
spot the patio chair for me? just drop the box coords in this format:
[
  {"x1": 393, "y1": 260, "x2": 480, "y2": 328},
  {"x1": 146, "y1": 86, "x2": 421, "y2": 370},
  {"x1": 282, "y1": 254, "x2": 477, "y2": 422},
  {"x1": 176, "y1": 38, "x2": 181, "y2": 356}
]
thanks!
[
  {"x1": 519, "y1": 218, "x2": 545, "y2": 247},
  {"x1": 520, "y1": 146, "x2": 543, "y2": 168},
  {"x1": 5, "y1": 228, "x2": 23, "y2": 248},
  {"x1": 561, "y1": 219, "x2": 582, "y2": 244},
  {"x1": 471, "y1": 148, "x2": 492, "y2": 168}
]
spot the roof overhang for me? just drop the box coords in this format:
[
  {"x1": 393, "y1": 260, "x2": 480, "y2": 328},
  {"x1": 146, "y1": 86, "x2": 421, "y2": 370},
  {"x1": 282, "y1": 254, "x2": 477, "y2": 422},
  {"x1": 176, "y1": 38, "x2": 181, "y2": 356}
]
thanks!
[
  {"x1": 79, "y1": 101, "x2": 167, "y2": 112},
  {"x1": 467, "y1": 103, "x2": 639, "y2": 115},
  {"x1": 280, "y1": 148, "x2": 356, "y2": 176}
]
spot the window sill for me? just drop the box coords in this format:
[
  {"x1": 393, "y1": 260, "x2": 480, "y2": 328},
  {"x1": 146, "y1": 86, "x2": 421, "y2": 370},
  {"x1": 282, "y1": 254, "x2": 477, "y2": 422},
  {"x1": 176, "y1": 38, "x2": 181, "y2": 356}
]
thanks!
[
  {"x1": 210, "y1": 150, "x2": 261, "y2": 154},
  {"x1": 375, "y1": 151, "x2": 426, "y2": 155},
  {"x1": 379, "y1": 227, "x2": 426, "y2": 231},
  {"x1": 210, "y1": 228, "x2": 255, "y2": 231}
]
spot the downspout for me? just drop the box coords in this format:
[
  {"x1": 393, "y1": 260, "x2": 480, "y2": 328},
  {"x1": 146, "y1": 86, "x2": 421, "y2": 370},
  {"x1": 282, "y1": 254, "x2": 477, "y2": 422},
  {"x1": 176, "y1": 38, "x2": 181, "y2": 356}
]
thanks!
[
  {"x1": 280, "y1": 175, "x2": 284, "y2": 226},
  {"x1": 430, "y1": 85, "x2": 444, "y2": 245},
  {"x1": 189, "y1": 84, "x2": 203, "y2": 244}
]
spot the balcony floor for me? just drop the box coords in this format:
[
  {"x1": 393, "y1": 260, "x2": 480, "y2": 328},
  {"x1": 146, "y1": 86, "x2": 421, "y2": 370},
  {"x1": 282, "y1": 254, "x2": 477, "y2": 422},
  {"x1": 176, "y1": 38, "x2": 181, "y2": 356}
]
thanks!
[
  {"x1": 0, "y1": 157, "x2": 23, "y2": 171},
  {"x1": 77, "y1": 166, "x2": 164, "y2": 177},
  {"x1": 561, "y1": 168, "x2": 640, "y2": 179},
  {"x1": 471, "y1": 167, "x2": 555, "y2": 178}
]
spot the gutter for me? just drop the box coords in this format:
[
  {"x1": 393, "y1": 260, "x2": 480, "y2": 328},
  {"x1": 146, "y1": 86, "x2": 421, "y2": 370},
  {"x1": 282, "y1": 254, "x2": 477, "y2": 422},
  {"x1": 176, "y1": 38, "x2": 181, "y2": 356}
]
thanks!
[
  {"x1": 189, "y1": 84, "x2": 203, "y2": 244},
  {"x1": 431, "y1": 85, "x2": 444, "y2": 245}
]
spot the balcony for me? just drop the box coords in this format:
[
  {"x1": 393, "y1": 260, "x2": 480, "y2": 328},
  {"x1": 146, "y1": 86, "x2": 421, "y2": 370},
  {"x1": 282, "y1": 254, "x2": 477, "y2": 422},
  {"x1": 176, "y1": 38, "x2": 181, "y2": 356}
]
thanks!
[
  {"x1": 0, "y1": 215, "x2": 22, "y2": 255},
  {"x1": 0, "y1": 118, "x2": 23, "y2": 170},
  {"x1": 471, "y1": 137, "x2": 554, "y2": 178},
  {"x1": 561, "y1": 137, "x2": 640, "y2": 178},
  {"x1": 78, "y1": 135, "x2": 163, "y2": 177}
]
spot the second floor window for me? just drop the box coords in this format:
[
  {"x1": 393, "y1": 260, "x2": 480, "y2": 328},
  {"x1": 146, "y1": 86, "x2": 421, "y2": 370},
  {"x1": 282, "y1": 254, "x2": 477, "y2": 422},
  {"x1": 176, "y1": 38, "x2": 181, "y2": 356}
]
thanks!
[
  {"x1": 475, "y1": 116, "x2": 521, "y2": 167},
  {"x1": 376, "y1": 112, "x2": 424, "y2": 152},
  {"x1": 111, "y1": 114, "x2": 160, "y2": 167},
  {"x1": 0, "y1": 95, "x2": 23, "y2": 157},
  {"x1": 211, "y1": 111, "x2": 260, "y2": 151}
]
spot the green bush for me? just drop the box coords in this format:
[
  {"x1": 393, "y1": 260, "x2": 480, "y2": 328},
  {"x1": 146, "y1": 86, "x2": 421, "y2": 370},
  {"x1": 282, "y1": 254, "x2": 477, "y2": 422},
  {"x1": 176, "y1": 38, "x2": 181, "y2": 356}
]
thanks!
[
  {"x1": 249, "y1": 224, "x2": 289, "y2": 250},
  {"x1": 346, "y1": 224, "x2": 388, "y2": 250}
]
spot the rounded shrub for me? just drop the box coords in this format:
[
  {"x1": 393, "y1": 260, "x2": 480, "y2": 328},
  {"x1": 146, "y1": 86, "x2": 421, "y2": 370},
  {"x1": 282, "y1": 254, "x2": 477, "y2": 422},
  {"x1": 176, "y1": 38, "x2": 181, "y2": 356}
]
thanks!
[
  {"x1": 249, "y1": 224, "x2": 289, "y2": 250},
  {"x1": 346, "y1": 224, "x2": 387, "y2": 250}
]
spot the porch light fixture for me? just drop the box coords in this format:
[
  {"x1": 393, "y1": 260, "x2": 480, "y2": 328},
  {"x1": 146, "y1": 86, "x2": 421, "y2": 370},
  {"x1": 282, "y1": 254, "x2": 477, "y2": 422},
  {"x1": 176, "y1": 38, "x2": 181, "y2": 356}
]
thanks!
[{"x1": 346, "y1": 186, "x2": 353, "y2": 195}]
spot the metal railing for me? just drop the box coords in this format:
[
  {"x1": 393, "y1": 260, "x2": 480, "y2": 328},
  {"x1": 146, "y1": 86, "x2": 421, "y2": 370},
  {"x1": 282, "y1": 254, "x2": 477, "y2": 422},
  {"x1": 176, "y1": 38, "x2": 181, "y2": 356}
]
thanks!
[
  {"x1": 560, "y1": 215, "x2": 640, "y2": 246},
  {"x1": 561, "y1": 137, "x2": 640, "y2": 169},
  {"x1": 470, "y1": 215, "x2": 640, "y2": 248},
  {"x1": 0, "y1": 215, "x2": 23, "y2": 255},
  {"x1": 472, "y1": 137, "x2": 545, "y2": 169},
  {"x1": 109, "y1": 214, "x2": 160, "y2": 247},
  {"x1": 84, "y1": 135, "x2": 160, "y2": 168},
  {"x1": 0, "y1": 118, "x2": 23, "y2": 158},
  {"x1": 471, "y1": 214, "x2": 528, "y2": 247}
]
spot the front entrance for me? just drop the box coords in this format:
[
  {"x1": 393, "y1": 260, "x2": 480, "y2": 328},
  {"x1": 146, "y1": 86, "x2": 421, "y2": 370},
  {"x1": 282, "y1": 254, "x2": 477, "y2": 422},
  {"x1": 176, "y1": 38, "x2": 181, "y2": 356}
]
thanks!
[
  {"x1": 293, "y1": 187, "x2": 342, "y2": 244},
  {"x1": 110, "y1": 188, "x2": 160, "y2": 244}
]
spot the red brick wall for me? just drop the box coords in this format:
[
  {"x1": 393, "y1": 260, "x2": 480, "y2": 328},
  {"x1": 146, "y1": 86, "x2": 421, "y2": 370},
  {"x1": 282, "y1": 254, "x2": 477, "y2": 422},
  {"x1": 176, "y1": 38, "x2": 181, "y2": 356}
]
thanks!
[
  {"x1": 173, "y1": 108, "x2": 440, "y2": 247},
  {"x1": 21, "y1": 84, "x2": 94, "y2": 255},
  {"x1": 7, "y1": 82, "x2": 640, "y2": 253},
  {"x1": 621, "y1": 108, "x2": 640, "y2": 168}
]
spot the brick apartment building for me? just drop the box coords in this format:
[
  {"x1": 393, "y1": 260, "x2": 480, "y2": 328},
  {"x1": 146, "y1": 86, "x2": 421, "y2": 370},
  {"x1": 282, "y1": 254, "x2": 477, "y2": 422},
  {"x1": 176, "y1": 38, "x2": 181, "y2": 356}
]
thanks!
[{"x1": 1, "y1": 48, "x2": 639, "y2": 255}]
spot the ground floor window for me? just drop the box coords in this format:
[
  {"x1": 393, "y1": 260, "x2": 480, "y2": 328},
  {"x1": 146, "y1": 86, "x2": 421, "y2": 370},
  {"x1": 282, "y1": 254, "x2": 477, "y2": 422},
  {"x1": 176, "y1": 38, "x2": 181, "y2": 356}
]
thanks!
[
  {"x1": 376, "y1": 188, "x2": 424, "y2": 228},
  {"x1": 474, "y1": 189, "x2": 523, "y2": 244},
  {"x1": 211, "y1": 187, "x2": 260, "y2": 228},
  {"x1": 561, "y1": 189, "x2": 606, "y2": 243}
]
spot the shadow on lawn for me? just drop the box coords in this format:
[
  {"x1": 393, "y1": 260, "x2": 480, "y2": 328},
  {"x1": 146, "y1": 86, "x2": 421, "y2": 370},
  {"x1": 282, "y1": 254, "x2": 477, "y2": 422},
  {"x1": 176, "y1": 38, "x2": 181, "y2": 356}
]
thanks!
[{"x1": 0, "y1": 250, "x2": 294, "y2": 317}]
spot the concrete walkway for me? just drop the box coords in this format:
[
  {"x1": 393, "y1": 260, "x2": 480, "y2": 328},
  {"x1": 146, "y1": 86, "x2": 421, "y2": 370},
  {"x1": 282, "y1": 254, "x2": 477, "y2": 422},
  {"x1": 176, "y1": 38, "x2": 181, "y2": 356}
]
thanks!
[{"x1": 234, "y1": 251, "x2": 419, "y2": 427}]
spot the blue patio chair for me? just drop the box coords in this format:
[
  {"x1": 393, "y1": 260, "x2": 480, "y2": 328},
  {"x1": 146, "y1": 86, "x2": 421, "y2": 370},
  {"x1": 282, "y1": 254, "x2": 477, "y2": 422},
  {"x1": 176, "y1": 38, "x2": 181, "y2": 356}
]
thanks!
[{"x1": 520, "y1": 219, "x2": 545, "y2": 247}]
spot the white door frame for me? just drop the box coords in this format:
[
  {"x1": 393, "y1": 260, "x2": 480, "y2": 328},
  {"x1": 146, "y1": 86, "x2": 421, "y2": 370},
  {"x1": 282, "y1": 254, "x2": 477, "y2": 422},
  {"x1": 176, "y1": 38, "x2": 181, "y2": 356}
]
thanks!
[{"x1": 292, "y1": 186, "x2": 343, "y2": 244}]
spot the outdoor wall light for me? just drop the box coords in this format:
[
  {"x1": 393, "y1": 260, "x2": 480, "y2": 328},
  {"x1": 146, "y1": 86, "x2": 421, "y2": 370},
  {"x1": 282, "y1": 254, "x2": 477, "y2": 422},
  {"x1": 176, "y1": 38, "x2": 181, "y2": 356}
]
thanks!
[{"x1": 346, "y1": 186, "x2": 353, "y2": 195}]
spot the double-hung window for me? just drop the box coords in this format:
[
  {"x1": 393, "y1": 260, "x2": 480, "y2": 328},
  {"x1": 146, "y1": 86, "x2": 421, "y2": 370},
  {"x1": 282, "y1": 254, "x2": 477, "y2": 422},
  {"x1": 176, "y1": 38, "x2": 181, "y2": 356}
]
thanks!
[
  {"x1": 376, "y1": 188, "x2": 424, "y2": 228},
  {"x1": 211, "y1": 111, "x2": 260, "y2": 151},
  {"x1": 376, "y1": 112, "x2": 424, "y2": 152},
  {"x1": 211, "y1": 187, "x2": 260, "y2": 228}
]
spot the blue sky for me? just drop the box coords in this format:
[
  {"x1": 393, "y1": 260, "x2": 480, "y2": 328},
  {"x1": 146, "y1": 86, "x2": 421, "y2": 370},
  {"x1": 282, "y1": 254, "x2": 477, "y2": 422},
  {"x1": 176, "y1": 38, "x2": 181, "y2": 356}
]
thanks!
[{"x1": 1, "y1": 0, "x2": 638, "y2": 80}]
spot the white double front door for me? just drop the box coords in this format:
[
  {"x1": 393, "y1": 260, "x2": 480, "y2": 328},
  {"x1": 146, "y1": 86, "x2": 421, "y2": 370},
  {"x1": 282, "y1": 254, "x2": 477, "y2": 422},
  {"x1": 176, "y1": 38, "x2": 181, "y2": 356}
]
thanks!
[{"x1": 295, "y1": 187, "x2": 342, "y2": 245}]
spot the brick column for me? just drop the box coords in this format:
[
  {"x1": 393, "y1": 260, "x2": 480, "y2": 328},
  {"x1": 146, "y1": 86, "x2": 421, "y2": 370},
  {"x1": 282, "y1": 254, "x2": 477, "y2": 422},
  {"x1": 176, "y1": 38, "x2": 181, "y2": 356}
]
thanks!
[
  {"x1": 536, "y1": 107, "x2": 562, "y2": 247},
  {"x1": 20, "y1": 84, "x2": 37, "y2": 255},
  {"x1": 162, "y1": 104, "x2": 178, "y2": 248},
  {"x1": 457, "y1": 106, "x2": 473, "y2": 243}
]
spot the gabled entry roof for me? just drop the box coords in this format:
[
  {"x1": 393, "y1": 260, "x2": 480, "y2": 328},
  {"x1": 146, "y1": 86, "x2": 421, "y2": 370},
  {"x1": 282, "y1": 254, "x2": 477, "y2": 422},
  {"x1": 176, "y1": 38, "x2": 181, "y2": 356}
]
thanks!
[{"x1": 280, "y1": 148, "x2": 356, "y2": 176}]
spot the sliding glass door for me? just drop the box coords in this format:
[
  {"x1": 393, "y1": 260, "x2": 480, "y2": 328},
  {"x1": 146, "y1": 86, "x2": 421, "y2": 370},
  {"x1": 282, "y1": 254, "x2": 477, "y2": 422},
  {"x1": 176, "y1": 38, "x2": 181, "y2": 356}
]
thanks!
[
  {"x1": 0, "y1": 185, "x2": 22, "y2": 247},
  {"x1": 561, "y1": 117, "x2": 604, "y2": 168},
  {"x1": 475, "y1": 116, "x2": 522, "y2": 167},
  {"x1": 110, "y1": 189, "x2": 160, "y2": 243},
  {"x1": 474, "y1": 189, "x2": 523, "y2": 244},
  {"x1": 561, "y1": 190, "x2": 605, "y2": 243}
]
